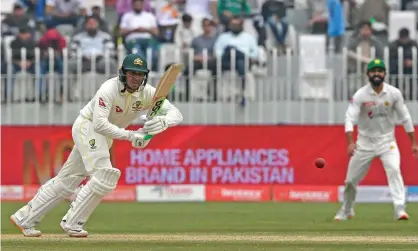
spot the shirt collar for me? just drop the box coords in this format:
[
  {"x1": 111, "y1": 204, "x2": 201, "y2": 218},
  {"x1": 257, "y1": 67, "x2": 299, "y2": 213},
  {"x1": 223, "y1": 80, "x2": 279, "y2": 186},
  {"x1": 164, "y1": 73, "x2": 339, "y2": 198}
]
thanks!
[
  {"x1": 368, "y1": 82, "x2": 388, "y2": 95},
  {"x1": 118, "y1": 80, "x2": 140, "y2": 98}
]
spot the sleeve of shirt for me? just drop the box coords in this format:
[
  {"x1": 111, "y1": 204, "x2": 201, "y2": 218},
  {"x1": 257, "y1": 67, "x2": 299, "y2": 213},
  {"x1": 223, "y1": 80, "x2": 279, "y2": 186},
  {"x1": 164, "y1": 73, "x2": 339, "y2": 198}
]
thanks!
[
  {"x1": 345, "y1": 93, "x2": 362, "y2": 132},
  {"x1": 119, "y1": 13, "x2": 130, "y2": 29},
  {"x1": 248, "y1": 34, "x2": 259, "y2": 59},
  {"x1": 150, "y1": 14, "x2": 158, "y2": 28},
  {"x1": 102, "y1": 32, "x2": 114, "y2": 50},
  {"x1": 191, "y1": 37, "x2": 197, "y2": 52},
  {"x1": 92, "y1": 85, "x2": 132, "y2": 140},
  {"x1": 394, "y1": 90, "x2": 414, "y2": 133},
  {"x1": 174, "y1": 26, "x2": 182, "y2": 47},
  {"x1": 159, "y1": 99, "x2": 183, "y2": 127},
  {"x1": 214, "y1": 34, "x2": 226, "y2": 58}
]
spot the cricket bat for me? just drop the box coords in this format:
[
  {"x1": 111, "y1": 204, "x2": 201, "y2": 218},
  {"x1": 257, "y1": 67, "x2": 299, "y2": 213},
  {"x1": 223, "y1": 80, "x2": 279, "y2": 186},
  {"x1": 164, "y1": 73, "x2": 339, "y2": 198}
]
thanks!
[{"x1": 143, "y1": 63, "x2": 184, "y2": 140}]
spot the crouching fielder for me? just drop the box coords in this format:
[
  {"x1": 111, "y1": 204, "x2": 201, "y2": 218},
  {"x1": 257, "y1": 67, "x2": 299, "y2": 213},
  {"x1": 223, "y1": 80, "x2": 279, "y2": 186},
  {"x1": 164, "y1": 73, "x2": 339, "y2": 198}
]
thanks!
[
  {"x1": 10, "y1": 54, "x2": 183, "y2": 237},
  {"x1": 335, "y1": 59, "x2": 418, "y2": 221}
]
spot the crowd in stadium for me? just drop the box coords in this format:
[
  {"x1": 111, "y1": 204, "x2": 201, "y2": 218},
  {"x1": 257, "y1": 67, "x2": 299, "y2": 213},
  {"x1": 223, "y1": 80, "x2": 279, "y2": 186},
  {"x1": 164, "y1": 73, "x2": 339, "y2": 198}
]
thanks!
[{"x1": 1, "y1": 0, "x2": 418, "y2": 104}]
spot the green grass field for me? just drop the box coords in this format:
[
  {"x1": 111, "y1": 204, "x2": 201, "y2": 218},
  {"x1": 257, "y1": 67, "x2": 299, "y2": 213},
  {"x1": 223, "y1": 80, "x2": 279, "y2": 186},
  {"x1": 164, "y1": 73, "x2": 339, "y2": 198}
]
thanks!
[{"x1": 1, "y1": 202, "x2": 418, "y2": 250}]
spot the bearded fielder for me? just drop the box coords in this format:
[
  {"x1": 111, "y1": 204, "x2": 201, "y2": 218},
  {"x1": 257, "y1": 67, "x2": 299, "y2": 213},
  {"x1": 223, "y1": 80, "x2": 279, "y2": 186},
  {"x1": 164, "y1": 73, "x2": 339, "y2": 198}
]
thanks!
[
  {"x1": 10, "y1": 54, "x2": 183, "y2": 237},
  {"x1": 335, "y1": 59, "x2": 418, "y2": 221}
]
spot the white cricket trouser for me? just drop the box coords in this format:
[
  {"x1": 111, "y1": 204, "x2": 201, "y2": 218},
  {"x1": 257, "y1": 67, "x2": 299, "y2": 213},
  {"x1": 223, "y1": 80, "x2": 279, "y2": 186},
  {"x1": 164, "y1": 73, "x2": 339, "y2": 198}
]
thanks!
[
  {"x1": 344, "y1": 135, "x2": 405, "y2": 207},
  {"x1": 13, "y1": 115, "x2": 114, "y2": 227},
  {"x1": 63, "y1": 115, "x2": 113, "y2": 176}
]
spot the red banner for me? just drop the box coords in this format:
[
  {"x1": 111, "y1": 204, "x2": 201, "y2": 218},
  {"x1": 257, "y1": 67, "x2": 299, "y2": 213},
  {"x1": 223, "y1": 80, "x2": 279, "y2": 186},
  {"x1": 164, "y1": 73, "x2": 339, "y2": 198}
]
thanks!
[{"x1": 1, "y1": 126, "x2": 417, "y2": 186}]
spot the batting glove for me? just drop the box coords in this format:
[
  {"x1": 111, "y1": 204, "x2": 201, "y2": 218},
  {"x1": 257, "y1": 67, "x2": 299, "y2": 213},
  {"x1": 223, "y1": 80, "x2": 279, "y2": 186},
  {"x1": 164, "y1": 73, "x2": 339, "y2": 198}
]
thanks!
[
  {"x1": 128, "y1": 129, "x2": 151, "y2": 148},
  {"x1": 143, "y1": 116, "x2": 168, "y2": 135}
]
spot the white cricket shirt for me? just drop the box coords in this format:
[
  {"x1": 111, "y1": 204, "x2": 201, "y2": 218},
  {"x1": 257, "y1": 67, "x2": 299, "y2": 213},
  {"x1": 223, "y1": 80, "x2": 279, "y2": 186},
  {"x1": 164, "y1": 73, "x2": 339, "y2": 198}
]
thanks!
[
  {"x1": 345, "y1": 82, "x2": 414, "y2": 138},
  {"x1": 79, "y1": 77, "x2": 183, "y2": 140},
  {"x1": 119, "y1": 11, "x2": 158, "y2": 41}
]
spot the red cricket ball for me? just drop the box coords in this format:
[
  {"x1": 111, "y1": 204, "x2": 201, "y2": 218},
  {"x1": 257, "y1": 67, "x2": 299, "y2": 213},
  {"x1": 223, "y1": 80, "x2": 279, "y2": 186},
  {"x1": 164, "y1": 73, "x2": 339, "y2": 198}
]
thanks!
[{"x1": 315, "y1": 158, "x2": 326, "y2": 168}]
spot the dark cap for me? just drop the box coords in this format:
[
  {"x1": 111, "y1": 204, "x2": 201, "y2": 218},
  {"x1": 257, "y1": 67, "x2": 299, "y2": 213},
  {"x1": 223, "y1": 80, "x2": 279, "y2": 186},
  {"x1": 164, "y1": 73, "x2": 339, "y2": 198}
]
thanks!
[
  {"x1": 13, "y1": 3, "x2": 24, "y2": 10},
  {"x1": 399, "y1": 28, "x2": 409, "y2": 38},
  {"x1": 182, "y1": 14, "x2": 193, "y2": 22}
]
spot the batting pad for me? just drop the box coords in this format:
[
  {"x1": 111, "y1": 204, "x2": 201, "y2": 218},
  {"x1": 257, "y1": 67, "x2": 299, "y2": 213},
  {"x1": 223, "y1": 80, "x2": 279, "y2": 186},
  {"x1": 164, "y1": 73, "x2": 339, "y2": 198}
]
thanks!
[
  {"x1": 64, "y1": 168, "x2": 121, "y2": 227},
  {"x1": 18, "y1": 176, "x2": 84, "y2": 228}
]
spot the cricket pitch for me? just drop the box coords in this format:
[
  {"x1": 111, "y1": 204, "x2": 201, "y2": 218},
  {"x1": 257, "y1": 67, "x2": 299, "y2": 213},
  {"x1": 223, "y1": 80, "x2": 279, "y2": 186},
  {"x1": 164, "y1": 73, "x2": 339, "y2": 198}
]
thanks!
[{"x1": 2, "y1": 233, "x2": 418, "y2": 244}]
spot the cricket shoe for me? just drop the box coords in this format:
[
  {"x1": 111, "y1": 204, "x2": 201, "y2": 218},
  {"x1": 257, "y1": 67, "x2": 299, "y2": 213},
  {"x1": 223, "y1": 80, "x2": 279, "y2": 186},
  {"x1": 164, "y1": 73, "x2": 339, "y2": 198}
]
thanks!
[
  {"x1": 10, "y1": 214, "x2": 42, "y2": 237},
  {"x1": 60, "y1": 220, "x2": 88, "y2": 238},
  {"x1": 394, "y1": 207, "x2": 409, "y2": 221},
  {"x1": 334, "y1": 208, "x2": 355, "y2": 221}
]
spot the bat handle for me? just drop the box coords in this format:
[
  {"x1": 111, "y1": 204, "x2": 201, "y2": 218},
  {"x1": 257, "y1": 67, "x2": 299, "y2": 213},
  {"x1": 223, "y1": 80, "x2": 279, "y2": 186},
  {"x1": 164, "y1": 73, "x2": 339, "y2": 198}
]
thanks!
[{"x1": 144, "y1": 134, "x2": 154, "y2": 140}]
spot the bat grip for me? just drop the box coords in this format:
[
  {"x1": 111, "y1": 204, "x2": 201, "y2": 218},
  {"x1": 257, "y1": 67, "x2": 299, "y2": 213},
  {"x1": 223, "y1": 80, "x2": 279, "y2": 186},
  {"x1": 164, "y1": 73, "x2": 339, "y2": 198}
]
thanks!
[{"x1": 144, "y1": 134, "x2": 154, "y2": 140}]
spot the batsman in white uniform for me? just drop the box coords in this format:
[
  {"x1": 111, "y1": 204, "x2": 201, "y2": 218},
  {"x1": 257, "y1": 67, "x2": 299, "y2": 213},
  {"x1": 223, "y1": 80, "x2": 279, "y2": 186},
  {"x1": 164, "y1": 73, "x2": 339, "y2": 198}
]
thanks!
[
  {"x1": 335, "y1": 59, "x2": 418, "y2": 221},
  {"x1": 10, "y1": 54, "x2": 183, "y2": 237}
]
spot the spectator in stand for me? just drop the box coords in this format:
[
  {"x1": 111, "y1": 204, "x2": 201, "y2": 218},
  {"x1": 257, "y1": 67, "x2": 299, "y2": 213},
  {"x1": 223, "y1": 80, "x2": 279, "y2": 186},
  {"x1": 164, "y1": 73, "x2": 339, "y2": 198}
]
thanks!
[
  {"x1": 1, "y1": 3, "x2": 36, "y2": 37},
  {"x1": 119, "y1": 0, "x2": 159, "y2": 70},
  {"x1": 69, "y1": 17, "x2": 117, "y2": 74},
  {"x1": 10, "y1": 27, "x2": 36, "y2": 102},
  {"x1": 181, "y1": 17, "x2": 217, "y2": 101},
  {"x1": 307, "y1": 0, "x2": 328, "y2": 34},
  {"x1": 346, "y1": 21, "x2": 383, "y2": 74},
  {"x1": 327, "y1": 0, "x2": 345, "y2": 53},
  {"x1": 217, "y1": 0, "x2": 251, "y2": 29},
  {"x1": 116, "y1": 0, "x2": 152, "y2": 24},
  {"x1": 38, "y1": 27, "x2": 67, "y2": 75},
  {"x1": 175, "y1": 14, "x2": 196, "y2": 49},
  {"x1": 156, "y1": 0, "x2": 180, "y2": 43},
  {"x1": 185, "y1": 17, "x2": 218, "y2": 75},
  {"x1": 184, "y1": 0, "x2": 219, "y2": 34},
  {"x1": 265, "y1": 11, "x2": 296, "y2": 55},
  {"x1": 74, "y1": 7, "x2": 88, "y2": 32},
  {"x1": 214, "y1": 17, "x2": 258, "y2": 106},
  {"x1": 389, "y1": 28, "x2": 418, "y2": 100},
  {"x1": 253, "y1": 0, "x2": 287, "y2": 47},
  {"x1": 10, "y1": 27, "x2": 36, "y2": 75},
  {"x1": 44, "y1": 0, "x2": 81, "y2": 28},
  {"x1": 75, "y1": 6, "x2": 110, "y2": 34}
]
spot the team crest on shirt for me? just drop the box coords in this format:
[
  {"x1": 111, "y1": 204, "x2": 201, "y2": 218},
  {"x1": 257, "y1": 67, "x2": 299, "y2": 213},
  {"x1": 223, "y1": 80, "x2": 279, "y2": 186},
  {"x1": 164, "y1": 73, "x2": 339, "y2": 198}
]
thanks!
[
  {"x1": 116, "y1": 106, "x2": 123, "y2": 113},
  {"x1": 89, "y1": 139, "x2": 96, "y2": 149},
  {"x1": 384, "y1": 101, "x2": 390, "y2": 106},
  {"x1": 132, "y1": 101, "x2": 143, "y2": 111}
]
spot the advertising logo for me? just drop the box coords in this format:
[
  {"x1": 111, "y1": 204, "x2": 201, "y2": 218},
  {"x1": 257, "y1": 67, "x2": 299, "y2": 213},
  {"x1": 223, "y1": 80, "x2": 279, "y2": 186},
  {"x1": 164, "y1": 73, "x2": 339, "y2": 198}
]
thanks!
[{"x1": 136, "y1": 185, "x2": 205, "y2": 202}]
